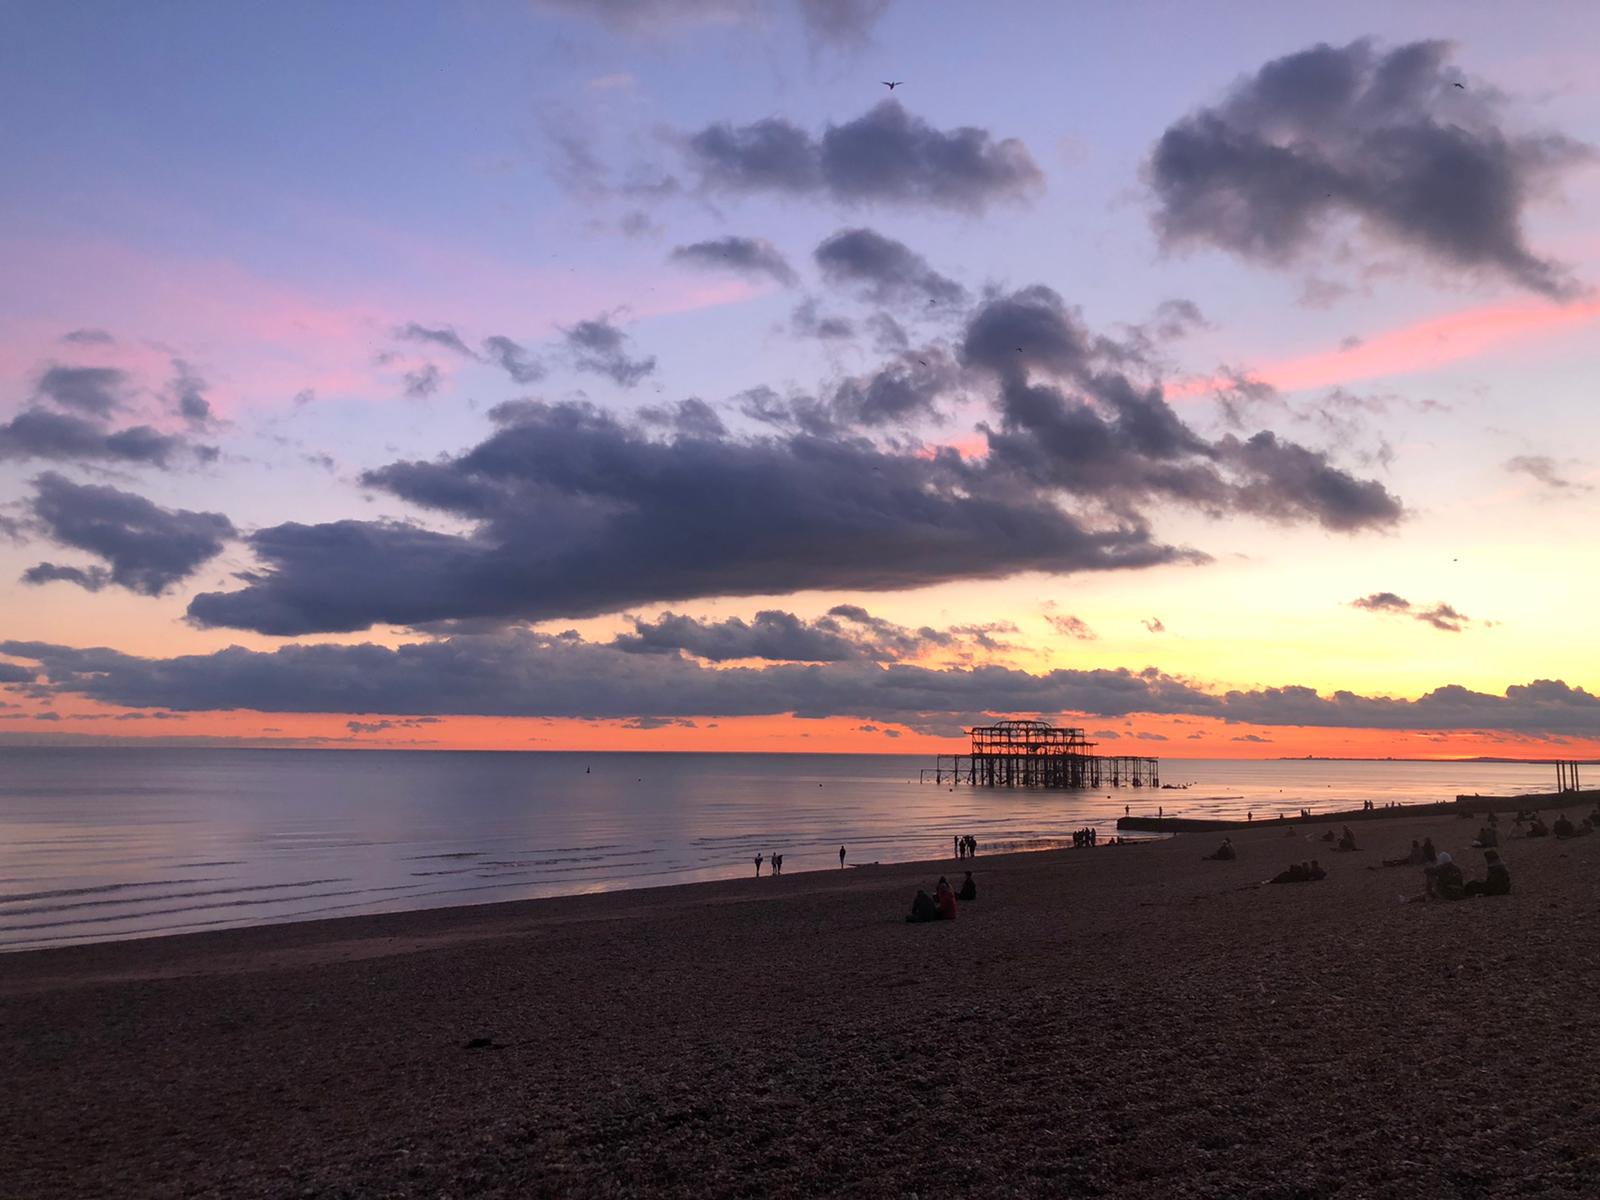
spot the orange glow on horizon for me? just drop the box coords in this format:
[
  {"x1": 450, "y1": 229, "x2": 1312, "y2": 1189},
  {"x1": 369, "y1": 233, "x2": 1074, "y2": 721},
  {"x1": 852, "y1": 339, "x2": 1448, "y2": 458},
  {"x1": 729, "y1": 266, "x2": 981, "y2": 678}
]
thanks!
[{"x1": 5, "y1": 701, "x2": 1597, "y2": 762}]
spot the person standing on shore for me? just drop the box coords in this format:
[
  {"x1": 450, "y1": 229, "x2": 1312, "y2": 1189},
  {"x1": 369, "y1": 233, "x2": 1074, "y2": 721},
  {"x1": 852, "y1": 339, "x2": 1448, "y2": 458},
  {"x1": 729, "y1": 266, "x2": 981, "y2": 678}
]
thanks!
[
  {"x1": 754, "y1": 853, "x2": 764, "y2": 877},
  {"x1": 954, "y1": 835, "x2": 961, "y2": 859},
  {"x1": 839, "y1": 845, "x2": 846, "y2": 869}
]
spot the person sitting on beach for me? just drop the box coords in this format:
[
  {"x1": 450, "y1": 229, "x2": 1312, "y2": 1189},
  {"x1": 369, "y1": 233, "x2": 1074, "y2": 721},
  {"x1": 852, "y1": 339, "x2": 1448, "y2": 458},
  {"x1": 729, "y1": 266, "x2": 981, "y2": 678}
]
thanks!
[
  {"x1": 1336, "y1": 826, "x2": 1359, "y2": 853},
  {"x1": 1320, "y1": 829, "x2": 1337, "y2": 843},
  {"x1": 1424, "y1": 852, "x2": 1465, "y2": 901},
  {"x1": 1382, "y1": 841, "x2": 1425, "y2": 868},
  {"x1": 1527, "y1": 817, "x2": 1550, "y2": 838},
  {"x1": 1487, "y1": 811, "x2": 1499, "y2": 827},
  {"x1": 958, "y1": 870, "x2": 976, "y2": 902},
  {"x1": 1269, "y1": 861, "x2": 1314, "y2": 884},
  {"x1": 935, "y1": 876, "x2": 958, "y2": 921},
  {"x1": 1422, "y1": 837, "x2": 1438, "y2": 863},
  {"x1": 1554, "y1": 814, "x2": 1580, "y2": 839},
  {"x1": 1308, "y1": 859, "x2": 1326, "y2": 880},
  {"x1": 906, "y1": 889, "x2": 939, "y2": 923},
  {"x1": 1472, "y1": 825, "x2": 1498, "y2": 849},
  {"x1": 1203, "y1": 838, "x2": 1236, "y2": 861},
  {"x1": 1463, "y1": 849, "x2": 1511, "y2": 897}
]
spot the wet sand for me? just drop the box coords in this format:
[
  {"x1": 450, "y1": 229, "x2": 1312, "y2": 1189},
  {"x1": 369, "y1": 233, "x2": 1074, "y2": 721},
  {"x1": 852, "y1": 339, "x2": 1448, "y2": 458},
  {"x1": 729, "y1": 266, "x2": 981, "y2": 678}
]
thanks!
[{"x1": 4, "y1": 812, "x2": 1600, "y2": 1198}]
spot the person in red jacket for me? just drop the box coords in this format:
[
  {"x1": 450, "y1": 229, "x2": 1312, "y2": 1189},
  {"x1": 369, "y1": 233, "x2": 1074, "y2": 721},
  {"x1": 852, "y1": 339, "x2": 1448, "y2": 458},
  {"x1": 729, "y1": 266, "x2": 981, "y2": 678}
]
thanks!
[{"x1": 935, "y1": 876, "x2": 957, "y2": 920}]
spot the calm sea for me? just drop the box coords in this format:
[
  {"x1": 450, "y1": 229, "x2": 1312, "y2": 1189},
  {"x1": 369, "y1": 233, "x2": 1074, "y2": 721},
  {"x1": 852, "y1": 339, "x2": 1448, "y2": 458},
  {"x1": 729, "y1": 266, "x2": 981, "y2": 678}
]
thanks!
[{"x1": 0, "y1": 749, "x2": 1563, "y2": 951}]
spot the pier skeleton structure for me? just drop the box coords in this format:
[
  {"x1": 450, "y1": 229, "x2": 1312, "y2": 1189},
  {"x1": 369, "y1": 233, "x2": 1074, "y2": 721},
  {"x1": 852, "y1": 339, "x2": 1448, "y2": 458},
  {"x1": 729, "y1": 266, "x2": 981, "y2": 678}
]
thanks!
[{"x1": 922, "y1": 719, "x2": 1159, "y2": 789}]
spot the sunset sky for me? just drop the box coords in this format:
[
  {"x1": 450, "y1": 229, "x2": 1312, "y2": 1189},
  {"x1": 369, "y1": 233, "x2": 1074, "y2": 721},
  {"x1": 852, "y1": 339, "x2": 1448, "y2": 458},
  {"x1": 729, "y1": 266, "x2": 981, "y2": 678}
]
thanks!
[{"x1": 2, "y1": 0, "x2": 1599, "y2": 757}]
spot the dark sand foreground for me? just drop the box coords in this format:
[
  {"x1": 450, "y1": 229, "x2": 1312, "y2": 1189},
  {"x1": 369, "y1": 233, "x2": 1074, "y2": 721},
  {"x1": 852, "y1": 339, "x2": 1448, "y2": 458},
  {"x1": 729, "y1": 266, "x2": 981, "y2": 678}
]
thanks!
[{"x1": 5, "y1": 814, "x2": 1600, "y2": 1198}]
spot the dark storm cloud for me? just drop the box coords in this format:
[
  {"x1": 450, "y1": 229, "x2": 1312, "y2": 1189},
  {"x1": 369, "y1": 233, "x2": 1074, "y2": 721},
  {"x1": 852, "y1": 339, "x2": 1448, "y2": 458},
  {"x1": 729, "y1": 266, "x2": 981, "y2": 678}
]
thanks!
[
  {"x1": 612, "y1": 610, "x2": 863, "y2": 661},
  {"x1": 531, "y1": 0, "x2": 755, "y2": 32},
  {"x1": 61, "y1": 329, "x2": 115, "y2": 346},
  {"x1": 797, "y1": 0, "x2": 891, "y2": 47},
  {"x1": 20, "y1": 562, "x2": 110, "y2": 592},
  {"x1": 481, "y1": 335, "x2": 546, "y2": 384},
  {"x1": 402, "y1": 364, "x2": 442, "y2": 399},
  {"x1": 0, "y1": 410, "x2": 209, "y2": 469},
  {"x1": 531, "y1": 0, "x2": 893, "y2": 50},
  {"x1": 611, "y1": 605, "x2": 1002, "y2": 662},
  {"x1": 35, "y1": 365, "x2": 130, "y2": 419},
  {"x1": 22, "y1": 473, "x2": 235, "y2": 597},
  {"x1": 814, "y1": 227, "x2": 965, "y2": 306},
  {"x1": 637, "y1": 396, "x2": 727, "y2": 439},
  {"x1": 684, "y1": 100, "x2": 1042, "y2": 213},
  {"x1": 962, "y1": 286, "x2": 1403, "y2": 532},
  {"x1": 828, "y1": 347, "x2": 961, "y2": 427},
  {"x1": 169, "y1": 360, "x2": 214, "y2": 427},
  {"x1": 671, "y1": 236, "x2": 798, "y2": 286},
  {"x1": 0, "y1": 662, "x2": 36, "y2": 684},
  {"x1": 790, "y1": 299, "x2": 855, "y2": 340},
  {"x1": 184, "y1": 399, "x2": 1181, "y2": 635},
  {"x1": 347, "y1": 717, "x2": 441, "y2": 734},
  {"x1": 564, "y1": 316, "x2": 657, "y2": 387},
  {"x1": 1351, "y1": 592, "x2": 1475, "y2": 632},
  {"x1": 396, "y1": 323, "x2": 477, "y2": 359},
  {"x1": 1147, "y1": 38, "x2": 1591, "y2": 296},
  {"x1": 8, "y1": 633, "x2": 1598, "y2": 738},
  {"x1": 1506, "y1": 455, "x2": 1592, "y2": 494}
]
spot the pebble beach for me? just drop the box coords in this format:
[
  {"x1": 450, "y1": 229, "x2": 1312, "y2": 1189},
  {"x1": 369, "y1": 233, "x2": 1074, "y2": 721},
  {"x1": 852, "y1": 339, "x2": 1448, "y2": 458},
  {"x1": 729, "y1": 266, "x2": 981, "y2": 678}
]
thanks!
[{"x1": 4, "y1": 811, "x2": 1599, "y2": 1198}]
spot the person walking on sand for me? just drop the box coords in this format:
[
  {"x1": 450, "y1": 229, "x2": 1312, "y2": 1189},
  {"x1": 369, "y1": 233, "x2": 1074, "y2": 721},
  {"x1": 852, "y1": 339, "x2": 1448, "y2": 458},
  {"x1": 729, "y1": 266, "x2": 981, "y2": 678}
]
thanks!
[
  {"x1": 754, "y1": 853, "x2": 764, "y2": 877},
  {"x1": 839, "y1": 845, "x2": 846, "y2": 869}
]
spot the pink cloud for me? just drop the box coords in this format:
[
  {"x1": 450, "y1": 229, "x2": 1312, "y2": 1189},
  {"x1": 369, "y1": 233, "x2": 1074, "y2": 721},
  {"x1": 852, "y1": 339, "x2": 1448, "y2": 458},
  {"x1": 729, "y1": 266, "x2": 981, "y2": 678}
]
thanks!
[{"x1": 1172, "y1": 297, "x2": 1600, "y2": 401}]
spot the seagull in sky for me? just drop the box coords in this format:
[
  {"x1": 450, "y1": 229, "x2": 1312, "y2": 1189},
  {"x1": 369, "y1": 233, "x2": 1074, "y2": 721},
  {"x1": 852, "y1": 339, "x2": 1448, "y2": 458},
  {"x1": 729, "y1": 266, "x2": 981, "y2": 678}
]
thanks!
[
  {"x1": 1453, "y1": 81, "x2": 1465, "y2": 89},
  {"x1": 882, "y1": 80, "x2": 902, "y2": 90}
]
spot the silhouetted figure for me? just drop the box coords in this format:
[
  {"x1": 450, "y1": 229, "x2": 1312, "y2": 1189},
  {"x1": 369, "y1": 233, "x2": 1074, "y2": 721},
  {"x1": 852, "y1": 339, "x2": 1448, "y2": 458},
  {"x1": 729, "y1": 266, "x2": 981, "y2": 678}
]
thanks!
[
  {"x1": 1308, "y1": 859, "x2": 1326, "y2": 880},
  {"x1": 1337, "y1": 826, "x2": 1359, "y2": 853},
  {"x1": 1422, "y1": 837, "x2": 1437, "y2": 863},
  {"x1": 958, "y1": 870, "x2": 976, "y2": 901},
  {"x1": 882, "y1": 80, "x2": 902, "y2": 90},
  {"x1": 1527, "y1": 818, "x2": 1550, "y2": 838},
  {"x1": 1463, "y1": 849, "x2": 1511, "y2": 897},
  {"x1": 935, "y1": 876, "x2": 957, "y2": 920},
  {"x1": 773, "y1": 853, "x2": 783, "y2": 875},
  {"x1": 1384, "y1": 840, "x2": 1426, "y2": 867},
  {"x1": 967, "y1": 834, "x2": 978, "y2": 857},
  {"x1": 1321, "y1": 830, "x2": 1337, "y2": 843},
  {"x1": 906, "y1": 889, "x2": 939, "y2": 923},
  {"x1": 954, "y1": 835, "x2": 961, "y2": 859},
  {"x1": 839, "y1": 845, "x2": 847, "y2": 868},
  {"x1": 1203, "y1": 837, "x2": 1236, "y2": 861},
  {"x1": 754, "y1": 853, "x2": 763, "y2": 877},
  {"x1": 1269, "y1": 861, "x2": 1313, "y2": 884},
  {"x1": 1424, "y1": 852, "x2": 1465, "y2": 901},
  {"x1": 1472, "y1": 825, "x2": 1498, "y2": 849},
  {"x1": 1554, "y1": 814, "x2": 1580, "y2": 839}
]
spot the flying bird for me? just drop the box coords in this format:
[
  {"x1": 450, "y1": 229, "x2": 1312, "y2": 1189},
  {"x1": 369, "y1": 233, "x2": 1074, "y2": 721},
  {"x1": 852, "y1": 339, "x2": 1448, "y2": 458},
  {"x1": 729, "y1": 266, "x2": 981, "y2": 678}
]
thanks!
[
  {"x1": 1453, "y1": 82, "x2": 1465, "y2": 89},
  {"x1": 882, "y1": 81, "x2": 902, "y2": 90}
]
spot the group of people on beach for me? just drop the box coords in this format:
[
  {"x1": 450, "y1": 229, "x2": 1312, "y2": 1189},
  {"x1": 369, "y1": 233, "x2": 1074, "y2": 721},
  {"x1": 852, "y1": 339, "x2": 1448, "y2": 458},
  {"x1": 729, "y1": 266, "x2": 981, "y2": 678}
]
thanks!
[
  {"x1": 952, "y1": 834, "x2": 979, "y2": 858},
  {"x1": 906, "y1": 870, "x2": 976, "y2": 922},
  {"x1": 1072, "y1": 827, "x2": 1098, "y2": 848},
  {"x1": 1198, "y1": 819, "x2": 1516, "y2": 902},
  {"x1": 753, "y1": 852, "x2": 784, "y2": 876}
]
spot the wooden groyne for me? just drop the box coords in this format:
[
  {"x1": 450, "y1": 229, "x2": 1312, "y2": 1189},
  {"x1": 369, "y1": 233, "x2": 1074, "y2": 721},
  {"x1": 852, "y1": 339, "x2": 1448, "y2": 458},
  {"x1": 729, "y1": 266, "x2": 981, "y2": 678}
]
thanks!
[{"x1": 1118, "y1": 787, "x2": 1600, "y2": 834}]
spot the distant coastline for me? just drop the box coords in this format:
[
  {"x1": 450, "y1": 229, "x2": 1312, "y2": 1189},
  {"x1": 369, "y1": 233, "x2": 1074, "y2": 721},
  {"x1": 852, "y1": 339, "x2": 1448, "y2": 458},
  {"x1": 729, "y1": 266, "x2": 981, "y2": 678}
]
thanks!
[{"x1": 1277, "y1": 755, "x2": 1600, "y2": 766}]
